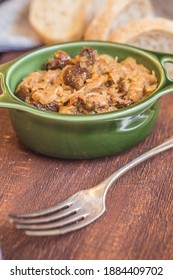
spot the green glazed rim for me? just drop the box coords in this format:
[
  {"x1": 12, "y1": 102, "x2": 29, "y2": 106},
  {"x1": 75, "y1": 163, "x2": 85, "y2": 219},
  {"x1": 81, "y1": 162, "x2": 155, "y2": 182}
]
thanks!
[{"x1": 0, "y1": 41, "x2": 173, "y2": 122}]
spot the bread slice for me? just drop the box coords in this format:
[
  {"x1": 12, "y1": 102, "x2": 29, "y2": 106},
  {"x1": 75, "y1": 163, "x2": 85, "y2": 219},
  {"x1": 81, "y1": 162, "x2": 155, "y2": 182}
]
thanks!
[
  {"x1": 29, "y1": 0, "x2": 94, "y2": 43},
  {"x1": 84, "y1": 0, "x2": 154, "y2": 40},
  {"x1": 109, "y1": 17, "x2": 173, "y2": 53},
  {"x1": 109, "y1": 17, "x2": 173, "y2": 76}
]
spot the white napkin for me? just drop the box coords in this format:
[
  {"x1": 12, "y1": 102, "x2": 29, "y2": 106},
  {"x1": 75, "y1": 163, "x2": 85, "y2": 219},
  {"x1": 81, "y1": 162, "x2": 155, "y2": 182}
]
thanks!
[{"x1": 0, "y1": 0, "x2": 42, "y2": 52}]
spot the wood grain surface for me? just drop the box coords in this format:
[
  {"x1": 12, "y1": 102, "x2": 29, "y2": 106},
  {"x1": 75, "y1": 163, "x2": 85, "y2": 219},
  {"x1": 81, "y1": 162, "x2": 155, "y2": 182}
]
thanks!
[{"x1": 0, "y1": 0, "x2": 173, "y2": 260}]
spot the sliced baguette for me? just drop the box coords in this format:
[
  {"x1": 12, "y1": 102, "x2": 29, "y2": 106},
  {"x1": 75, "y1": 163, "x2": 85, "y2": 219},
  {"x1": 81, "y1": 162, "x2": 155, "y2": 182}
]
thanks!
[
  {"x1": 109, "y1": 17, "x2": 173, "y2": 53},
  {"x1": 109, "y1": 17, "x2": 173, "y2": 75},
  {"x1": 29, "y1": 0, "x2": 94, "y2": 43},
  {"x1": 84, "y1": 0, "x2": 154, "y2": 40}
]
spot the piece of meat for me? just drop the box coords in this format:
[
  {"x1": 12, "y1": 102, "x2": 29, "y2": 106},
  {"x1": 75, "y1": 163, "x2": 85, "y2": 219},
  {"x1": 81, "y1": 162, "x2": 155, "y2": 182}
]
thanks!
[
  {"x1": 46, "y1": 50, "x2": 71, "y2": 70},
  {"x1": 34, "y1": 101, "x2": 58, "y2": 112},
  {"x1": 63, "y1": 65, "x2": 91, "y2": 90},
  {"x1": 80, "y1": 47, "x2": 96, "y2": 65},
  {"x1": 15, "y1": 85, "x2": 31, "y2": 101},
  {"x1": 78, "y1": 92, "x2": 110, "y2": 112}
]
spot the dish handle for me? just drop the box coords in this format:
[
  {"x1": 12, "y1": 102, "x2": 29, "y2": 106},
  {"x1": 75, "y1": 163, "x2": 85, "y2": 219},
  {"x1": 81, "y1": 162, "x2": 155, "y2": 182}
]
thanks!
[
  {"x1": 158, "y1": 53, "x2": 173, "y2": 84},
  {"x1": 0, "y1": 62, "x2": 25, "y2": 110},
  {"x1": 148, "y1": 52, "x2": 173, "y2": 101}
]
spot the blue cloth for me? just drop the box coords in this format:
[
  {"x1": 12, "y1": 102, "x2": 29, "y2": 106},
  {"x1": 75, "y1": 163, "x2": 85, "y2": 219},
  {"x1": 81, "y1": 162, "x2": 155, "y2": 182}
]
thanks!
[{"x1": 0, "y1": 0, "x2": 42, "y2": 52}]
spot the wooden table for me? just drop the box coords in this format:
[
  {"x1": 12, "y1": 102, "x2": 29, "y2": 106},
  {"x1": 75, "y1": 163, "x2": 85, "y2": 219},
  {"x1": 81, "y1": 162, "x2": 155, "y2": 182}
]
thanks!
[{"x1": 0, "y1": 0, "x2": 173, "y2": 260}]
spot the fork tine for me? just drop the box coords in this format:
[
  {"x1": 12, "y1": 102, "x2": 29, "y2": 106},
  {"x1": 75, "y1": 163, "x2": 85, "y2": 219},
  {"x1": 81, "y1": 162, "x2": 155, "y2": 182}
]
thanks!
[
  {"x1": 9, "y1": 204, "x2": 81, "y2": 225},
  {"x1": 24, "y1": 217, "x2": 92, "y2": 236},
  {"x1": 9, "y1": 193, "x2": 78, "y2": 219},
  {"x1": 14, "y1": 211, "x2": 89, "y2": 230}
]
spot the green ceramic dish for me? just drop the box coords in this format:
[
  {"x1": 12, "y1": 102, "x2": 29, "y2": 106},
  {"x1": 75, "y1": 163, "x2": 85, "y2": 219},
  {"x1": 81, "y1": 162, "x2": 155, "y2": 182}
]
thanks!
[{"x1": 0, "y1": 41, "x2": 173, "y2": 159}]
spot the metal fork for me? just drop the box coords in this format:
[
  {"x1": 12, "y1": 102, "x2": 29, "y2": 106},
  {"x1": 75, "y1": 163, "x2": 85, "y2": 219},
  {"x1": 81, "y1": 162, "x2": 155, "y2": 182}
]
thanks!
[{"x1": 9, "y1": 136, "x2": 173, "y2": 236}]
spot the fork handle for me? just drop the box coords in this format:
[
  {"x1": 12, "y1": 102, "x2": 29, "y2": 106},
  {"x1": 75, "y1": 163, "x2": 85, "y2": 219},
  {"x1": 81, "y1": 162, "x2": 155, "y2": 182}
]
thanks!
[{"x1": 103, "y1": 136, "x2": 173, "y2": 191}]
